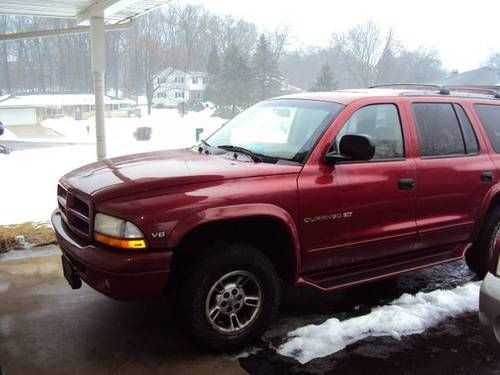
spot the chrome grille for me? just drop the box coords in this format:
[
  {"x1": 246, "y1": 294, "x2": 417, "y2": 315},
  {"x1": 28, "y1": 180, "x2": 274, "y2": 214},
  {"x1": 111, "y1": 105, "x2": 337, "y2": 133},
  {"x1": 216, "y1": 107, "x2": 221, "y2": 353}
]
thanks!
[{"x1": 57, "y1": 184, "x2": 92, "y2": 239}]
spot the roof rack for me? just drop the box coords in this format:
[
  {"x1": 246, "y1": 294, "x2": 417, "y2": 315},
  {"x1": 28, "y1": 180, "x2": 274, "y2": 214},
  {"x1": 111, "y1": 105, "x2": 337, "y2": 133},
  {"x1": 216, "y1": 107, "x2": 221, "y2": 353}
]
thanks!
[
  {"x1": 369, "y1": 83, "x2": 450, "y2": 95},
  {"x1": 445, "y1": 85, "x2": 500, "y2": 98},
  {"x1": 370, "y1": 83, "x2": 500, "y2": 99}
]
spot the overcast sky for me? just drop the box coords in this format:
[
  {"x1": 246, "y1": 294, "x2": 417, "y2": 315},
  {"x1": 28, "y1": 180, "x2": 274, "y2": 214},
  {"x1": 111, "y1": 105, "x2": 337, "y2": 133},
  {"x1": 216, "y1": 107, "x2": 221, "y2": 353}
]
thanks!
[{"x1": 179, "y1": 0, "x2": 500, "y2": 72}]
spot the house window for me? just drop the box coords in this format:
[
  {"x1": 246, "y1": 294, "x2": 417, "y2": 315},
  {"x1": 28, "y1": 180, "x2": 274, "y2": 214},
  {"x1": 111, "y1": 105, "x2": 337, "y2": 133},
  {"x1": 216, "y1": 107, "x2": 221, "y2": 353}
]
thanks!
[
  {"x1": 46, "y1": 106, "x2": 64, "y2": 116},
  {"x1": 202, "y1": 77, "x2": 207, "y2": 84},
  {"x1": 175, "y1": 76, "x2": 185, "y2": 84},
  {"x1": 192, "y1": 77, "x2": 199, "y2": 84},
  {"x1": 175, "y1": 91, "x2": 185, "y2": 98}
]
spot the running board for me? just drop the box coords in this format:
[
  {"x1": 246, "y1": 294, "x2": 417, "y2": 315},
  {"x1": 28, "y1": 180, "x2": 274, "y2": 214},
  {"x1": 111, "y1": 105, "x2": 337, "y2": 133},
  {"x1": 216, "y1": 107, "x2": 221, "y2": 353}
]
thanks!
[{"x1": 298, "y1": 246, "x2": 468, "y2": 292}]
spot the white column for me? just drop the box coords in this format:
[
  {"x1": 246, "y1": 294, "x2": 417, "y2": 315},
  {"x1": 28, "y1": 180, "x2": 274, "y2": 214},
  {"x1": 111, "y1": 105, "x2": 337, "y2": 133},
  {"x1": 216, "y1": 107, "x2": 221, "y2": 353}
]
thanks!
[{"x1": 90, "y1": 16, "x2": 106, "y2": 160}]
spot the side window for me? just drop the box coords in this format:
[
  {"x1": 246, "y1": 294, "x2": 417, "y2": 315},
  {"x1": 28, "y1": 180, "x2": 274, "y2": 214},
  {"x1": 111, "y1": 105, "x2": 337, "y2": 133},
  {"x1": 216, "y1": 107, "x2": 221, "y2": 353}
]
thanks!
[
  {"x1": 334, "y1": 104, "x2": 404, "y2": 160},
  {"x1": 453, "y1": 104, "x2": 479, "y2": 154},
  {"x1": 475, "y1": 104, "x2": 500, "y2": 153},
  {"x1": 413, "y1": 103, "x2": 466, "y2": 157}
]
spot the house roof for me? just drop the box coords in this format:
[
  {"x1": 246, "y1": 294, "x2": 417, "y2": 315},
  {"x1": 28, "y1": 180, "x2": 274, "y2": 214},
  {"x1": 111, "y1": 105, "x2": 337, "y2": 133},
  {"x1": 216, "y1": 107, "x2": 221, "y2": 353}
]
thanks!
[
  {"x1": 157, "y1": 68, "x2": 207, "y2": 77},
  {"x1": 436, "y1": 67, "x2": 500, "y2": 86},
  {"x1": 0, "y1": 94, "x2": 135, "y2": 108}
]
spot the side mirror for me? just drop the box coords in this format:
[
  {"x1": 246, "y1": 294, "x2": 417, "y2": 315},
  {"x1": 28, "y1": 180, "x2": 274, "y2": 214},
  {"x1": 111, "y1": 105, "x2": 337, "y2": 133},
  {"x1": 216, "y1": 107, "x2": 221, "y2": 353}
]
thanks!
[{"x1": 324, "y1": 134, "x2": 375, "y2": 164}]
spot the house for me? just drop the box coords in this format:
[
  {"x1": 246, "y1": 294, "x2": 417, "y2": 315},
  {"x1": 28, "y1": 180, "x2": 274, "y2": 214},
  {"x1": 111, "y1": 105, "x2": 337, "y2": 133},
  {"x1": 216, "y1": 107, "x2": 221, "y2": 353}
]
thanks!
[
  {"x1": 0, "y1": 94, "x2": 136, "y2": 126},
  {"x1": 153, "y1": 69, "x2": 208, "y2": 107},
  {"x1": 435, "y1": 67, "x2": 500, "y2": 86}
]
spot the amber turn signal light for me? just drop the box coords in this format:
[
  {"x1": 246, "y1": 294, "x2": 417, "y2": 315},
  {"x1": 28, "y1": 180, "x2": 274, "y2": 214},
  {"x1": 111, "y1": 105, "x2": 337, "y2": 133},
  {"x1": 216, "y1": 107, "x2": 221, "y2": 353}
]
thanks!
[{"x1": 94, "y1": 233, "x2": 147, "y2": 250}]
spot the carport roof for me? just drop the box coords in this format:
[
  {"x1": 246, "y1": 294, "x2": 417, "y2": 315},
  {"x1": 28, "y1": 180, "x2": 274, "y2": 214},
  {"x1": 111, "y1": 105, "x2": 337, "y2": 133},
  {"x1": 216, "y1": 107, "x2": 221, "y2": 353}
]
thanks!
[{"x1": 0, "y1": 0, "x2": 168, "y2": 24}]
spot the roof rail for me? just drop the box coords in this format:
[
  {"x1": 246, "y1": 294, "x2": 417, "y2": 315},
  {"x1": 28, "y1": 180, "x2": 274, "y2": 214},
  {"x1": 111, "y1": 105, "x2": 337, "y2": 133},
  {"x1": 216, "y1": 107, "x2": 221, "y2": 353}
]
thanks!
[
  {"x1": 369, "y1": 83, "x2": 450, "y2": 95},
  {"x1": 370, "y1": 83, "x2": 442, "y2": 90},
  {"x1": 445, "y1": 85, "x2": 500, "y2": 98},
  {"x1": 370, "y1": 83, "x2": 500, "y2": 98}
]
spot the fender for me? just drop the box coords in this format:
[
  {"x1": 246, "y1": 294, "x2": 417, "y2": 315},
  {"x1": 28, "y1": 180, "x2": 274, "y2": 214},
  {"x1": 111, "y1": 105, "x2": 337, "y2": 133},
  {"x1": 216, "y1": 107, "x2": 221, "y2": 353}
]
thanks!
[
  {"x1": 474, "y1": 182, "x2": 500, "y2": 239},
  {"x1": 166, "y1": 203, "x2": 302, "y2": 278}
]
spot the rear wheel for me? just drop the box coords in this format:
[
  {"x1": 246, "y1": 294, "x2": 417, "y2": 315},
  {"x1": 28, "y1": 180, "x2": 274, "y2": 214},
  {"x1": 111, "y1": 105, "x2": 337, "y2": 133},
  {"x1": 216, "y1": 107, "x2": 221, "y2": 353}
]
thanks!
[
  {"x1": 177, "y1": 243, "x2": 281, "y2": 351},
  {"x1": 466, "y1": 207, "x2": 500, "y2": 278}
]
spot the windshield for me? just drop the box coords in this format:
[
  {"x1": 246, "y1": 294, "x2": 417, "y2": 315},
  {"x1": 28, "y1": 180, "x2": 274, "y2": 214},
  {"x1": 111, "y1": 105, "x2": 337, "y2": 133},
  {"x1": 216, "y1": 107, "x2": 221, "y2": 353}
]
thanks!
[{"x1": 206, "y1": 100, "x2": 344, "y2": 163}]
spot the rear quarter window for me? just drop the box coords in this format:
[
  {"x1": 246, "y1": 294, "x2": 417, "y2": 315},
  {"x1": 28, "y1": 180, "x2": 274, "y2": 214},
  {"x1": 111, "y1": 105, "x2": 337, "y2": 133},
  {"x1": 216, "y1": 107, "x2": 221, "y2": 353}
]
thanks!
[{"x1": 475, "y1": 104, "x2": 500, "y2": 153}]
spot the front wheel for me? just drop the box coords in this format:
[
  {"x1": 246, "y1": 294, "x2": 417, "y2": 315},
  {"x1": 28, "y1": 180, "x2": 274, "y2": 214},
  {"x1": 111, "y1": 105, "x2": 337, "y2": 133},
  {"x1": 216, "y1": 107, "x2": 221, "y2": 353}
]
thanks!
[{"x1": 177, "y1": 243, "x2": 281, "y2": 351}]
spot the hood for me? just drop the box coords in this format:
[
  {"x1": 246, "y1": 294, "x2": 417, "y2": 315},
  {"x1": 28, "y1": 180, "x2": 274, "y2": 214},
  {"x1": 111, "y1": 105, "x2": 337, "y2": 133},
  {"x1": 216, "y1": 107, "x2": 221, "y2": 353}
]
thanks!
[{"x1": 62, "y1": 149, "x2": 301, "y2": 201}]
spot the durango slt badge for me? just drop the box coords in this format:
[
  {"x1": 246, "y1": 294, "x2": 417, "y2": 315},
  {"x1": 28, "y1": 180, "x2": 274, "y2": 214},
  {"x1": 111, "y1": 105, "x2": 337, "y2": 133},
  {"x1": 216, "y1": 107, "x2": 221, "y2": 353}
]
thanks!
[{"x1": 304, "y1": 211, "x2": 353, "y2": 223}]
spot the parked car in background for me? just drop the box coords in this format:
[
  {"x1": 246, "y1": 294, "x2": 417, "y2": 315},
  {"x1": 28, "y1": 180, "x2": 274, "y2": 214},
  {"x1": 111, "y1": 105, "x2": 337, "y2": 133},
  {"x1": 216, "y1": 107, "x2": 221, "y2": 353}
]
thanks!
[
  {"x1": 122, "y1": 106, "x2": 141, "y2": 118},
  {"x1": 52, "y1": 85, "x2": 500, "y2": 351}
]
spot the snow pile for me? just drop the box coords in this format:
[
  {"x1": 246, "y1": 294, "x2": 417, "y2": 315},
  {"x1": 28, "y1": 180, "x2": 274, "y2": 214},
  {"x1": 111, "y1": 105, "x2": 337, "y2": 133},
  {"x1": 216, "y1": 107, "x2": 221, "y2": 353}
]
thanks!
[{"x1": 277, "y1": 281, "x2": 480, "y2": 364}]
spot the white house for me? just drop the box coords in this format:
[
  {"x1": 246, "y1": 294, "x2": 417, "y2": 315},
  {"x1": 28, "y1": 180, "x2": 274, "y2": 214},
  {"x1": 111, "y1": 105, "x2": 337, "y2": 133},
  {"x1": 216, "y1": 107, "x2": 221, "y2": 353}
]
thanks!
[
  {"x1": 0, "y1": 94, "x2": 136, "y2": 126},
  {"x1": 153, "y1": 69, "x2": 208, "y2": 107}
]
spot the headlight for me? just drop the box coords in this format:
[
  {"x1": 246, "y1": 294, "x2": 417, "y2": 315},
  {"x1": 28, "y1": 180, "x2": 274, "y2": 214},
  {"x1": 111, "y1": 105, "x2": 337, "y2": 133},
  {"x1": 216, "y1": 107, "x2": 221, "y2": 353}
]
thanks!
[{"x1": 94, "y1": 213, "x2": 146, "y2": 250}]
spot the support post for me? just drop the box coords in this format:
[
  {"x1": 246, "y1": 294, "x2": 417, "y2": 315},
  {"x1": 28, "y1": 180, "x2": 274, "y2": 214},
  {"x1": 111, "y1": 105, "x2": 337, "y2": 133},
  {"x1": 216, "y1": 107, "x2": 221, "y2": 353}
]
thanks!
[{"x1": 90, "y1": 16, "x2": 106, "y2": 160}]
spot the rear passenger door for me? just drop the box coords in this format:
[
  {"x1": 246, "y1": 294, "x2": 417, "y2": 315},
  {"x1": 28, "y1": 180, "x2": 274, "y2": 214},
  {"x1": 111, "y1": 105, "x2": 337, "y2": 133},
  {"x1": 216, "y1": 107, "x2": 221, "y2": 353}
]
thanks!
[{"x1": 410, "y1": 102, "x2": 495, "y2": 252}]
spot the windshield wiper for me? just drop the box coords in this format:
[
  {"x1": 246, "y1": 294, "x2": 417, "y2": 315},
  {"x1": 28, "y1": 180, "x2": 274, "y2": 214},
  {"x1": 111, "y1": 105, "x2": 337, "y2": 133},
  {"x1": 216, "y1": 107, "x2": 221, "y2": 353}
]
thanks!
[{"x1": 216, "y1": 145, "x2": 264, "y2": 163}]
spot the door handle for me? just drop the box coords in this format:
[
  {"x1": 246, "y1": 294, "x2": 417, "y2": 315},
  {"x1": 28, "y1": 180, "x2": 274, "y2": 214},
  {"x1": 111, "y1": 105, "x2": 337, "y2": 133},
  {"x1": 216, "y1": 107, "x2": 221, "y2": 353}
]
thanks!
[
  {"x1": 481, "y1": 171, "x2": 494, "y2": 183},
  {"x1": 398, "y1": 178, "x2": 415, "y2": 191}
]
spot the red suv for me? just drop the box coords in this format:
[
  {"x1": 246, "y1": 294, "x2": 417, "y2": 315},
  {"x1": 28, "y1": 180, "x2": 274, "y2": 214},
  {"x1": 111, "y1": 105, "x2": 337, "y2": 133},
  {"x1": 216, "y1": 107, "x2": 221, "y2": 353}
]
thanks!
[{"x1": 52, "y1": 86, "x2": 500, "y2": 350}]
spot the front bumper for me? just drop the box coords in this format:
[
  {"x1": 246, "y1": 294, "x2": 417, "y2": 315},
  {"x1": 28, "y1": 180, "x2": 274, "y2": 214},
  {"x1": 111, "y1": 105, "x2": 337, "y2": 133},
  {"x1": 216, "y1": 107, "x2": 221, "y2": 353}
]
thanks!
[
  {"x1": 51, "y1": 210, "x2": 172, "y2": 300},
  {"x1": 479, "y1": 272, "x2": 500, "y2": 354}
]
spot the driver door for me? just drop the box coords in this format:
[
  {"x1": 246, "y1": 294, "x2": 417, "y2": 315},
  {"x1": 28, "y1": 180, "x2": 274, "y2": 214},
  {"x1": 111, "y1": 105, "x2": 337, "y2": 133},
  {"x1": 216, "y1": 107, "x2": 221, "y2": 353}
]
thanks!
[{"x1": 298, "y1": 101, "x2": 417, "y2": 274}]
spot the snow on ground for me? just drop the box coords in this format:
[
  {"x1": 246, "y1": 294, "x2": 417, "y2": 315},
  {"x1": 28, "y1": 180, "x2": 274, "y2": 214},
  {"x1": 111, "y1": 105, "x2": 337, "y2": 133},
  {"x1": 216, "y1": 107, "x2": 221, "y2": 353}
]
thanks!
[
  {"x1": 277, "y1": 281, "x2": 481, "y2": 364},
  {"x1": 0, "y1": 108, "x2": 225, "y2": 225},
  {"x1": 41, "y1": 107, "x2": 223, "y2": 150},
  {"x1": 1, "y1": 127, "x2": 19, "y2": 141}
]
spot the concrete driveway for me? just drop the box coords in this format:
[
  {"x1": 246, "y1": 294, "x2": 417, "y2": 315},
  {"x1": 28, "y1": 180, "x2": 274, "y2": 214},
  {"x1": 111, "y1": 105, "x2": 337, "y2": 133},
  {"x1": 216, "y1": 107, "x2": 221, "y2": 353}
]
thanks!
[
  {"x1": 0, "y1": 247, "x2": 245, "y2": 375},
  {"x1": 2, "y1": 246, "x2": 500, "y2": 375}
]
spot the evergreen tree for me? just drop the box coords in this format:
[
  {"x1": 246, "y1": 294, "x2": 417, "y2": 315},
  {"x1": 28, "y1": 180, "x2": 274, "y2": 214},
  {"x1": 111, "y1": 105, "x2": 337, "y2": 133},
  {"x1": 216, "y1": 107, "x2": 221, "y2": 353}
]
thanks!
[
  {"x1": 214, "y1": 44, "x2": 252, "y2": 115},
  {"x1": 310, "y1": 62, "x2": 337, "y2": 92},
  {"x1": 251, "y1": 34, "x2": 283, "y2": 101},
  {"x1": 205, "y1": 46, "x2": 221, "y2": 103},
  {"x1": 206, "y1": 46, "x2": 221, "y2": 76}
]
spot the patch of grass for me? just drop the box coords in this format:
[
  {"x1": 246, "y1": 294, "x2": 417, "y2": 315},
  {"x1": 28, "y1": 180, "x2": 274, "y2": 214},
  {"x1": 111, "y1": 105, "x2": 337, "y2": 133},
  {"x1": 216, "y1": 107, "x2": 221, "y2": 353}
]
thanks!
[{"x1": 0, "y1": 222, "x2": 56, "y2": 252}]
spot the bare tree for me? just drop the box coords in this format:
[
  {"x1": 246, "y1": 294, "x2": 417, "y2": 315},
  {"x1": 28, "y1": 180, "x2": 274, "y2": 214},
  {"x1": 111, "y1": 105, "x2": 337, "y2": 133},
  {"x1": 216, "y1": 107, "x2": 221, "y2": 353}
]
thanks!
[
  {"x1": 172, "y1": 5, "x2": 209, "y2": 70},
  {"x1": 331, "y1": 21, "x2": 395, "y2": 87},
  {"x1": 128, "y1": 11, "x2": 181, "y2": 114}
]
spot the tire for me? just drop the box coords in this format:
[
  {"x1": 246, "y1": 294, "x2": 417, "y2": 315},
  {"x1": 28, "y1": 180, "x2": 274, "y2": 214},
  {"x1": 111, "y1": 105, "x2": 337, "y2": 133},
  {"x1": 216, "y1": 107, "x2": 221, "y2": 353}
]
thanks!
[
  {"x1": 176, "y1": 242, "x2": 281, "y2": 351},
  {"x1": 466, "y1": 206, "x2": 500, "y2": 278}
]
